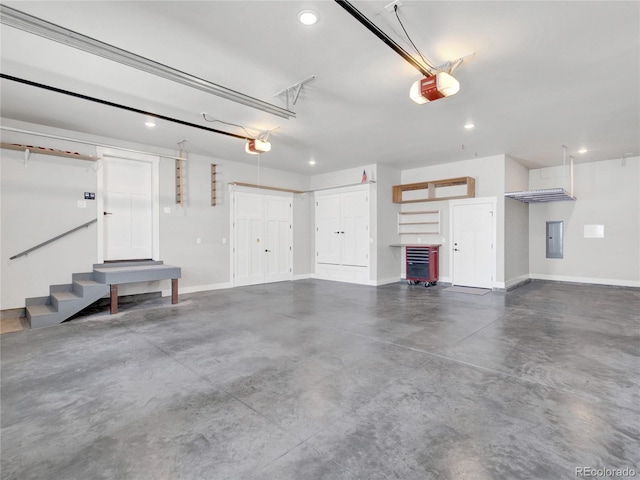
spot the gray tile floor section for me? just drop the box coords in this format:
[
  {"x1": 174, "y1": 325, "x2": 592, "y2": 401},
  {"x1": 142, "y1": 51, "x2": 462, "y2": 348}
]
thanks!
[{"x1": 1, "y1": 280, "x2": 638, "y2": 480}]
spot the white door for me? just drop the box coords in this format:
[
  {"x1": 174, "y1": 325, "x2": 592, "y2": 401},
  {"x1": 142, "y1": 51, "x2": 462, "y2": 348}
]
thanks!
[
  {"x1": 315, "y1": 194, "x2": 342, "y2": 265},
  {"x1": 234, "y1": 192, "x2": 265, "y2": 286},
  {"x1": 340, "y1": 191, "x2": 369, "y2": 267},
  {"x1": 103, "y1": 156, "x2": 153, "y2": 261},
  {"x1": 233, "y1": 191, "x2": 292, "y2": 286},
  {"x1": 452, "y1": 202, "x2": 494, "y2": 288}
]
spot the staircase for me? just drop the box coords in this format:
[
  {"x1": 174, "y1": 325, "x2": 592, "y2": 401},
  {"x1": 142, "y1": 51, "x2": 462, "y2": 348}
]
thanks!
[
  {"x1": 24, "y1": 261, "x2": 181, "y2": 329},
  {"x1": 26, "y1": 272, "x2": 110, "y2": 329}
]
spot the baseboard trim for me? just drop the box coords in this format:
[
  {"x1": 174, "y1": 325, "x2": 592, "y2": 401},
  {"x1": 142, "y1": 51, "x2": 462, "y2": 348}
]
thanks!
[
  {"x1": 530, "y1": 274, "x2": 640, "y2": 288},
  {"x1": 375, "y1": 276, "x2": 401, "y2": 286},
  {"x1": 499, "y1": 274, "x2": 531, "y2": 291}
]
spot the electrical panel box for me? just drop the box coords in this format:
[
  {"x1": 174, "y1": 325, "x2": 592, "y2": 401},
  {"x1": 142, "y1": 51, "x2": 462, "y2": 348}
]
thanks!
[{"x1": 546, "y1": 221, "x2": 563, "y2": 259}]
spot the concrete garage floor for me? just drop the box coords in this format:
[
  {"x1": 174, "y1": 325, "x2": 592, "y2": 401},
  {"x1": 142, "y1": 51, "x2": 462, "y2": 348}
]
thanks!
[{"x1": 1, "y1": 280, "x2": 638, "y2": 480}]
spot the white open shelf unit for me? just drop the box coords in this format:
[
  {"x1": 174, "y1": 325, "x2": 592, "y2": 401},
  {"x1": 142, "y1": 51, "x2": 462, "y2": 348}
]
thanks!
[{"x1": 397, "y1": 209, "x2": 440, "y2": 235}]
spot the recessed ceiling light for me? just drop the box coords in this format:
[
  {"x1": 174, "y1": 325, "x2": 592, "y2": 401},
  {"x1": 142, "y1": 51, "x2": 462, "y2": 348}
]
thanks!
[
  {"x1": 298, "y1": 10, "x2": 318, "y2": 26},
  {"x1": 308, "y1": 159, "x2": 316, "y2": 165},
  {"x1": 145, "y1": 120, "x2": 156, "y2": 128},
  {"x1": 464, "y1": 123, "x2": 475, "y2": 129},
  {"x1": 578, "y1": 148, "x2": 588, "y2": 153}
]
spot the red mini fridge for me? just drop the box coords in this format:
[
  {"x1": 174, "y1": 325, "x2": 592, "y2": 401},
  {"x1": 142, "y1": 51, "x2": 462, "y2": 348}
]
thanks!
[{"x1": 406, "y1": 245, "x2": 439, "y2": 287}]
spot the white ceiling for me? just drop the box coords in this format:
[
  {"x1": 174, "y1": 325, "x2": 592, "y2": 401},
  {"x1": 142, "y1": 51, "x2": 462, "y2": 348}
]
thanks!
[{"x1": 1, "y1": 1, "x2": 638, "y2": 174}]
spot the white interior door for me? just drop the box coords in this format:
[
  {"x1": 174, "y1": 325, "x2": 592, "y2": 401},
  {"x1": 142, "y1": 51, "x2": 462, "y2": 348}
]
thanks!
[
  {"x1": 264, "y1": 196, "x2": 292, "y2": 283},
  {"x1": 233, "y1": 190, "x2": 292, "y2": 286},
  {"x1": 234, "y1": 192, "x2": 265, "y2": 286},
  {"x1": 103, "y1": 156, "x2": 153, "y2": 261},
  {"x1": 340, "y1": 191, "x2": 369, "y2": 267},
  {"x1": 315, "y1": 194, "x2": 342, "y2": 265},
  {"x1": 452, "y1": 202, "x2": 494, "y2": 288}
]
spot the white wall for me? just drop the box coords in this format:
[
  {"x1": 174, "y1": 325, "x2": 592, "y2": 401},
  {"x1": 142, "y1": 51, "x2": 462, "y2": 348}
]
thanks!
[
  {"x1": 529, "y1": 156, "x2": 640, "y2": 287},
  {"x1": 376, "y1": 164, "x2": 401, "y2": 284},
  {"x1": 400, "y1": 155, "x2": 506, "y2": 284},
  {"x1": 1, "y1": 147, "x2": 99, "y2": 310},
  {"x1": 0, "y1": 121, "x2": 312, "y2": 309},
  {"x1": 504, "y1": 156, "x2": 530, "y2": 287},
  {"x1": 310, "y1": 164, "x2": 376, "y2": 190}
]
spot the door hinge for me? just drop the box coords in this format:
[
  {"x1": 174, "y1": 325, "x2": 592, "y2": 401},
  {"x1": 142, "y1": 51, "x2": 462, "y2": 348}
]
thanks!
[
  {"x1": 290, "y1": 225, "x2": 292, "y2": 229},
  {"x1": 289, "y1": 268, "x2": 292, "y2": 272},
  {"x1": 290, "y1": 246, "x2": 292, "y2": 251},
  {"x1": 316, "y1": 201, "x2": 318, "y2": 207}
]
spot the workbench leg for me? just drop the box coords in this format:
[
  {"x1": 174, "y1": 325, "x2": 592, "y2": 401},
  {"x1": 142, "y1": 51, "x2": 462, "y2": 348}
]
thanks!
[
  {"x1": 110, "y1": 285, "x2": 118, "y2": 314},
  {"x1": 171, "y1": 278, "x2": 179, "y2": 304}
]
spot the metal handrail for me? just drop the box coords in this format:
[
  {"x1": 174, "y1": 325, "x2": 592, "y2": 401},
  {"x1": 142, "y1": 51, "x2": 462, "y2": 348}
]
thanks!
[{"x1": 10, "y1": 218, "x2": 97, "y2": 260}]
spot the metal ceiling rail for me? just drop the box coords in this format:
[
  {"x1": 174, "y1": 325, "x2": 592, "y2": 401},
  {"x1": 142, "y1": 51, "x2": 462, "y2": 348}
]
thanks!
[
  {"x1": 1, "y1": 73, "x2": 250, "y2": 143},
  {"x1": 0, "y1": 4, "x2": 296, "y2": 119},
  {"x1": 334, "y1": 0, "x2": 433, "y2": 78}
]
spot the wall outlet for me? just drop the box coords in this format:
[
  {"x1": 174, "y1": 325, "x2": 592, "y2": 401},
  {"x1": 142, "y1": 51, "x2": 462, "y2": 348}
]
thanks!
[
  {"x1": 77, "y1": 200, "x2": 87, "y2": 209},
  {"x1": 222, "y1": 238, "x2": 227, "y2": 244},
  {"x1": 163, "y1": 207, "x2": 171, "y2": 214},
  {"x1": 196, "y1": 237, "x2": 202, "y2": 244}
]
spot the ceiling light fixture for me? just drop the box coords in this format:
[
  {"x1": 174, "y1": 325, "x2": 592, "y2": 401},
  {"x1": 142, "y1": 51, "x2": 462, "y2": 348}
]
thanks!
[
  {"x1": 410, "y1": 72, "x2": 460, "y2": 104},
  {"x1": 245, "y1": 139, "x2": 271, "y2": 155},
  {"x1": 145, "y1": 120, "x2": 156, "y2": 128},
  {"x1": 298, "y1": 10, "x2": 318, "y2": 25},
  {"x1": 0, "y1": 4, "x2": 296, "y2": 119},
  {"x1": 578, "y1": 148, "x2": 588, "y2": 153},
  {"x1": 308, "y1": 159, "x2": 316, "y2": 165},
  {"x1": 464, "y1": 123, "x2": 475, "y2": 129}
]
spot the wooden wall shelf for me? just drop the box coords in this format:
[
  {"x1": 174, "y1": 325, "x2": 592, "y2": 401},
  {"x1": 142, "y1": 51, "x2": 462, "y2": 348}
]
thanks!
[
  {"x1": 1, "y1": 142, "x2": 97, "y2": 161},
  {"x1": 393, "y1": 176, "x2": 475, "y2": 203}
]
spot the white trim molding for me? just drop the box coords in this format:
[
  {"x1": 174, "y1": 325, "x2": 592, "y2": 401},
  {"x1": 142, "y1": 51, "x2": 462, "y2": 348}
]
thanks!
[{"x1": 530, "y1": 274, "x2": 640, "y2": 288}]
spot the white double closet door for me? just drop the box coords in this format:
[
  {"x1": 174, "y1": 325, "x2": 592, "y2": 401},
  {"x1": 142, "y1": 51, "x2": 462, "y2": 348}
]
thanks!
[{"x1": 232, "y1": 190, "x2": 293, "y2": 287}]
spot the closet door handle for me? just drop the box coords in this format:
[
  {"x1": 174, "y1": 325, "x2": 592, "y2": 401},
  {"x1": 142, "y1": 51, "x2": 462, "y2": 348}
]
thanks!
[
  {"x1": 264, "y1": 249, "x2": 271, "y2": 253},
  {"x1": 103, "y1": 211, "x2": 113, "y2": 216}
]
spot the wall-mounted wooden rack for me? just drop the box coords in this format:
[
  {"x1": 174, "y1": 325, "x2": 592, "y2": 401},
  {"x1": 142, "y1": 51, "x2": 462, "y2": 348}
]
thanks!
[
  {"x1": 211, "y1": 164, "x2": 217, "y2": 206},
  {"x1": 393, "y1": 176, "x2": 475, "y2": 203},
  {"x1": 1, "y1": 142, "x2": 97, "y2": 161},
  {"x1": 175, "y1": 158, "x2": 184, "y2": 205}
]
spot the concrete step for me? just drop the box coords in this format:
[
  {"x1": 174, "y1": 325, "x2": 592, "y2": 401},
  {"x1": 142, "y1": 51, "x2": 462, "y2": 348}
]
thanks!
[
  {"x1": 51, "y1": 290, "x2": 82, "y2": 310},
  {"x1": 26, "y1": 304, "x2": 56, "y2": 318},
  {"x1": 73, "y1": 279, "x2": 109, "y2": 296}
]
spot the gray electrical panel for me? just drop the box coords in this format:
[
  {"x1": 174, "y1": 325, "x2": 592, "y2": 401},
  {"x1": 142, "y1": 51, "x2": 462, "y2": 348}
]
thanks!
[{"x1": 546, "y1": 221, "x2": 563, "y2": 259}]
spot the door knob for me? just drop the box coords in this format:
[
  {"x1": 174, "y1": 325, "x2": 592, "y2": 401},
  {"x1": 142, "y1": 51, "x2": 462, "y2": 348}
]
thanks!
[
  {"x1": 264, "y1": 249, "x2": 271, "y2": 253},
  {"x1": 103, "y1": 211, "x2": 113, "y2": 216},
  {"x1": 454, "y1": 248, "x2": 460, "y2": 251}
]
